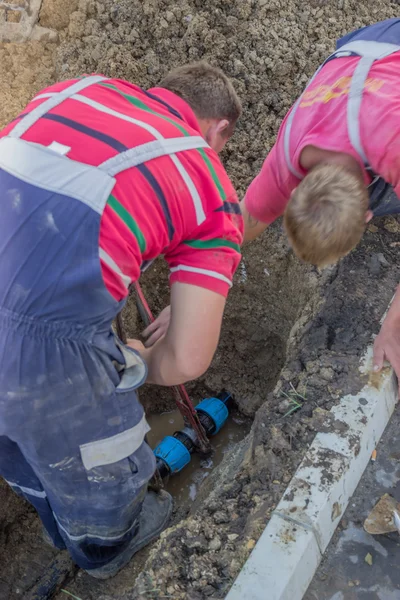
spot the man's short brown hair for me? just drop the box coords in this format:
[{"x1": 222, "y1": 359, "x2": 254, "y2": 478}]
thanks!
[
  {"x1": 284, "y1": 164, "x2": 369, "y2": 267},
  {"x1": 159, "y1": 62, "x2": 242, "y2": 135}
]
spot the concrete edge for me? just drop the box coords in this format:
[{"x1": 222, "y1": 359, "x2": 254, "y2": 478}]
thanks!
[{"x1": 226, "y1": 343, "x2": 398, "y2": 600}]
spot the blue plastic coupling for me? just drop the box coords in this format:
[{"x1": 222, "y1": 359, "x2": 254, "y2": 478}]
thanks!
[
  {"x1": 153, "y1": 435, "x2": 191, "y2": 474},
  {"x1": 196, "y1": 397, "x2": 229, "y2": 434}
]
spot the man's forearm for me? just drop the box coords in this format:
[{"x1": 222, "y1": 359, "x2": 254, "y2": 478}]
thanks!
[
  {"x1": 240, "y1": 199, "x2": 268, "y2": 242},
  {"x1": 139, "y1": 282, "x2": 225, "y2": 387},
  {"x1": 140, "y1": 337, "x2": 176, "y2": 386},
  {"x1": 142, "y1": 336, "x2": 198, "y2": 386}
]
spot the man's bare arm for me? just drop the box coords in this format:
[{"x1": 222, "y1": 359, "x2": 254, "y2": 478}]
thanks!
[
  {"x1": 373, "y1": 284, "x2": 400, "y2": 395},
  {"x1": 137, "y1": 282, "x2": 225, "y2": 386},
  {"x1": 240, "y1": 198, "x2": 268, "y2": 242}
]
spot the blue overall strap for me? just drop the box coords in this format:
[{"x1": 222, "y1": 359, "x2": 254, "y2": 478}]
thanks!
[
  {"x1": 337, "y1": 18, "x2": 400, "y2": 50},
  {"x1": 335, "y1": 40, "x2": 400, "y2": 165}
]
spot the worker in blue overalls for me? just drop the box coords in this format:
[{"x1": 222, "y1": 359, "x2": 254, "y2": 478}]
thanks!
[{"x1": 0, "y1": 63, "x2": 243, "y2": 577}]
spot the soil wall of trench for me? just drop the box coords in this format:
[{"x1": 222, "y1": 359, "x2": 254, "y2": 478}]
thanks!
[{"x1": 1, "y1": 1, "x2": 400, "y2": 599}]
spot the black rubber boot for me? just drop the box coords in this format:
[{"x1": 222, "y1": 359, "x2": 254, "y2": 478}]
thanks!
[{"x1": 86, "y1": 489, "x2": 173, "y2": 580}]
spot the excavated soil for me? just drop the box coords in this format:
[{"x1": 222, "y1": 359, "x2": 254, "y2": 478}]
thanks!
[{"x1": 1, "y1": 1, "x2": 400, "y2": 599}]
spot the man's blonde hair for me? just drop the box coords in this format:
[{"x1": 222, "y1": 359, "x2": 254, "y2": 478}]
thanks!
[
  {"x1": 284, "y1": 164, "x2": 369, "y2": 267},
  {"x1": 159, "y1": 62, "x2": 242, "y2": 136}
]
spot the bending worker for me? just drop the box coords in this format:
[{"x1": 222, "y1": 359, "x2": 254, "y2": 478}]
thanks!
[
  {"x1": 240, "y1": 18, "x2": 400, "y2": 392},
  {"x1": 0, "y1": 63, "x2": 242, "y2": 577}
]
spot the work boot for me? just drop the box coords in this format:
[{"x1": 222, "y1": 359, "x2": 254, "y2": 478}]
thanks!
[{"x1": 86, "y1": 489, "x2": 173, "y2": 579}]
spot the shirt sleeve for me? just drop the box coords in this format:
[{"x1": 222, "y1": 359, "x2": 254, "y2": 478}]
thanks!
[
  {"x1": 165, "y1": 191, "x2": 243, "y2": 297},
  {"x1": 244, "y1": 144, "x2": 292, "y2": 225}
]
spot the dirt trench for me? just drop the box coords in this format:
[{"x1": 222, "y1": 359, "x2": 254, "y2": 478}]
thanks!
[{"x1": 1, "y1": 1, "x2": 400, "y2": 599}]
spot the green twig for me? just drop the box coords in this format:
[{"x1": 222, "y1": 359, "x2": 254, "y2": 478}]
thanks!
[
  {"x1": 61, "y1": 590, "x2": 83, "y2": 600},
  {"x1": 281, "y1": 383, "x2": 306, "y2": 418}
]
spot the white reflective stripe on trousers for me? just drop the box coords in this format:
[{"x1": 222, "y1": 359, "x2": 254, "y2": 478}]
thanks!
[{"x1": 6, "y1": 480, "x2": 47, "y2": 498}]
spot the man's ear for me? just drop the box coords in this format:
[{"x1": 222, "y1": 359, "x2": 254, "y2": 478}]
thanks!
[
  {"x1": 215, "y1": 119, "x2": 230, "y2": 136},
  {"x1": 365, "y1": 209, "x2": 374, "y2": 223},
  {"x1": 205, "y1": 119, "x2": 231, "y2": 152}
]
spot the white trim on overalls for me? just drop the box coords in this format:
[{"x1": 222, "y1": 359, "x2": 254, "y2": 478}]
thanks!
[
  {"x1": 2, "y1": 76, "x2": 211, "y2": 289},
  {"x1": 283, "y1": 40, "x2": 400, "y2": 179}
]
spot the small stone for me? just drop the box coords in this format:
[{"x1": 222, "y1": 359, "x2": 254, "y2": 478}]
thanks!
[
  {"x1": 213, "y1": 511, "x2": 229, "y2": 524},
  {"x1": 6, "y1": 10, "x2": 21, "y2": 23},
  {"x1": 129, "y1": 28, "x2": 139, "y2": 39},
  {"x1": 209, "y1": 537, "x2": 221, "y2": 551},
  {"x1": 246, "y1": 539, "x2": 256, "y2": 551},
  {"x1": 165, "y1": 10, "x2": 174, "y2": 22},
  {"x1": 368, "y1": 224, "x2": 378, "y2": 233},
  {"x1": 186, "y1": 536, "x2": 205, "y2": 550},
  {"x1": 227, "y1": 534, "x2": 239, "y2": 541},
  {"x1": 365, "y1": 552, "x2": 373, "y2": 566},
  {"x1": 384, "y1": 217, "x2": 400, "y2": 233},
  {"x1": 376, "y1": 252, "x2": 390, "y2": 267},
  {"x1": 319, "y1": 367, "x2": 335, "y2": 381},
  {"x1": 91, "y1": 48, "x2": 101, "y2": 62},
  {"x1": 278, "y1": 399, "x2": 291, "y2": 414},
  {"x1": 272, "y1": 480, "x2": 281, "y2": 485}
]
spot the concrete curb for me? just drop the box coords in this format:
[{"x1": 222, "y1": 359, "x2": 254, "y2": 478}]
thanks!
[{"x1": 226, "y1": 345, "x2": 398, "y2": 600}]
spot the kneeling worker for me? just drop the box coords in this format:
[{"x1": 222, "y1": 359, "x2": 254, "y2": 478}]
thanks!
[{"x1": 0, "y1": 63, "x2": 242, "y2": 577}]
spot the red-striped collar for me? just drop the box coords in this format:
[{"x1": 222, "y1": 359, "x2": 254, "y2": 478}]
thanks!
[{"x1": 148, "y1": 87, "x2": 202, "y2": 134}]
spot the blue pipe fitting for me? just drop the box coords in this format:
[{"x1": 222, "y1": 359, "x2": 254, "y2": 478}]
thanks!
[
  {"x1": 196, "y1": 397, "x2": 229, "y2": 434},
  {"x1": 153, "y1": 435, "x2": 191, "y2": 474}
]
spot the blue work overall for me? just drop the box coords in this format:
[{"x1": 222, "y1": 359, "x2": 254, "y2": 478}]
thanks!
[
  {"x1": 0, "y1": 76, "x2": 206, "y2": 571},
  {"x1": 284, "y1": 18, "x2": 400, "y2": 217}
]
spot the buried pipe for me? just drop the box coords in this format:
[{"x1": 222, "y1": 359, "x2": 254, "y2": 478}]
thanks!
[
  {"x1": 27, "y1": 554, "x2": 77, "y2": 600},
  {"x1": 153, "y1": 390, "x2": 234, "y2": 479}
]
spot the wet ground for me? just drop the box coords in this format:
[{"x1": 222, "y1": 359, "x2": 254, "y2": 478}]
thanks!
[
  {"x1": 1, "y1": 1, "x2": 400, "y2": 599},
  {"x1": 305, "y1": 403, "x2": 400, "y2": 600}
]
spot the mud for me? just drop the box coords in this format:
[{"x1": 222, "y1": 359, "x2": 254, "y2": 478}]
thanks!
[{"x1": 1, "y1": 1, "x2": 400, "y2": 599}]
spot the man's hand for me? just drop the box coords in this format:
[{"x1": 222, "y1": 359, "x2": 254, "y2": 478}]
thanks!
[
  {"x1": 240, "y1": 198, "x2": 268, "y2": 243},
  {"x1": 126, "y1": 338, "x2": 146, "y2": 354},
  {"x1": 373, "y1": 286, "x2": 400, "y2": 396},
  {"x1": 126, "y1": 338, "x2": 152, "y2": 364},
  {"x1": 143, "y1": 305, "x2": 171, "y2": 347}
]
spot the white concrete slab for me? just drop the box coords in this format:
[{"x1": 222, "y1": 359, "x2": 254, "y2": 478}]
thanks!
[{"x1": 227, "y1": 514, "x2": 321, "y2": 600}]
